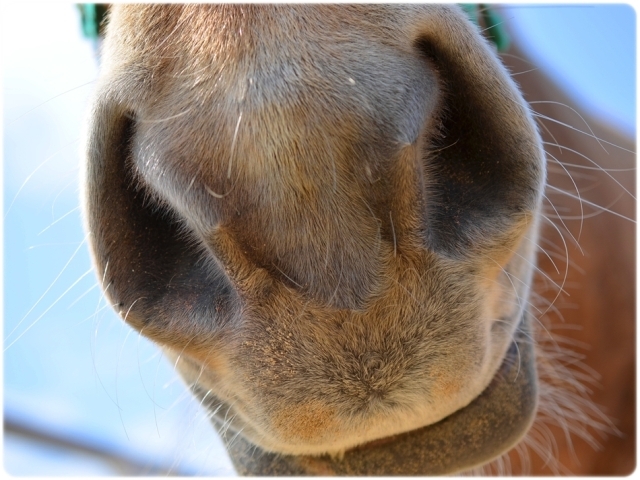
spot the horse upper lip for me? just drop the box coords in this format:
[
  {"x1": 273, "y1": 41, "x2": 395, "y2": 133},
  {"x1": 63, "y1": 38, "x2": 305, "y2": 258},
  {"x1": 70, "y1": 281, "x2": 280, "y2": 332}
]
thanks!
[
  {"x1": 351, "y1": 322, "x2": 536, "y2": 456},
  {"x1": 198, "y1": 311, "x2": 538, "y2": 475}
]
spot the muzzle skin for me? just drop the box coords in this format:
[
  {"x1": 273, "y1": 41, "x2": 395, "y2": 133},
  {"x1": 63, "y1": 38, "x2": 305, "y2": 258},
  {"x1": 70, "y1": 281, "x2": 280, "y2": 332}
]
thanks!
[
  {"x1": 84, "y1": 5, "x2": 546, "y2": 474},
  {"x1": 199, "y1": 312, "x2": 537, "y2": 475}
]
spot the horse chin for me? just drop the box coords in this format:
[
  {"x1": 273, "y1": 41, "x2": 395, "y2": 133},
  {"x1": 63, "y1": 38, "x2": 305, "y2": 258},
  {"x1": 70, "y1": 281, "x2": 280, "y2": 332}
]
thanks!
[{"x1": 189, "y1": 311, "x2": 537, "y2": 476}]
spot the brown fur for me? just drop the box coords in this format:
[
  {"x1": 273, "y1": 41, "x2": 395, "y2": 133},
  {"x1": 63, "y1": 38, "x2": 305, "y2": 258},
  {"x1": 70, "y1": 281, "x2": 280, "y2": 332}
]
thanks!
[
  {"x1": 491, "y1": 45, "x2": 636, "y2": 475},
  {"x1": 83, "y1": 4, "x2": 634, "y2": 475}
]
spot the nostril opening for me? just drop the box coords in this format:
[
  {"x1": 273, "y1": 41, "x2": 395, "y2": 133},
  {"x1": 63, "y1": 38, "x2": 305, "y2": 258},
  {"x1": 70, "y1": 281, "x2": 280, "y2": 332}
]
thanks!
[
  {"x1": 413, "y1": 36, "x2": 545, "y2": 259},
  {"x1": 86, "y1": 103, "x2": 238, "y2": 346}
]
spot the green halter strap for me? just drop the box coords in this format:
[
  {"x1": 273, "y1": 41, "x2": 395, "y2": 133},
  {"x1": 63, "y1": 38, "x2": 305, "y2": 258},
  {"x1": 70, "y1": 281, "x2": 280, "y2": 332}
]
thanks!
[
  {"x1": 76, "y1": 4, "x2": 509, "y2": 52},
  {"x1": 460, "y1": 4, "x2": 510, "y2": 52},
  {"x1": 77, "y1": 4, "x2": 108, "y2": 40}
]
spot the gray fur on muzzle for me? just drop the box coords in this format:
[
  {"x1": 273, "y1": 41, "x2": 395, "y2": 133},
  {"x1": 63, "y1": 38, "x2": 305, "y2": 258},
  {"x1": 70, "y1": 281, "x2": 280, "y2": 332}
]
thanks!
[{"x1": 194, "y1": 311, "x2": 537, "y2": 475}]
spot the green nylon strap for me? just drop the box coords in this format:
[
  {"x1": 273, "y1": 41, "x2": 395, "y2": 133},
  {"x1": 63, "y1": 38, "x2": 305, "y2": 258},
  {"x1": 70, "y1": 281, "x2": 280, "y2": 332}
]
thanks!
[
  {"x1": 460, "y1": 4, "x2": 510, "y2": 52},
  {"x1": 77, "y1": 4, "x2": 108, "y2": 40},
  {"x1": 76, "y1": 4, "x2": 508, "y2": 51}
]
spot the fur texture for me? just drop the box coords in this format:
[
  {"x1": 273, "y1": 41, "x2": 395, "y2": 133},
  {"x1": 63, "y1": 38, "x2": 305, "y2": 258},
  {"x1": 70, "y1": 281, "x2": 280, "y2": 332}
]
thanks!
[{"x1": 83, "y1": 4, "x2": 634, "y2": 475}]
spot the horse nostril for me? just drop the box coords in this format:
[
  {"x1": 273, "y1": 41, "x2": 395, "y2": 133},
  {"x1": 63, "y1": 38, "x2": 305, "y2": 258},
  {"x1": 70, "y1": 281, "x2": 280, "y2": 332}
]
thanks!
[{"x1": 414, "y1": 37, "x2": 545, "y2": 259}]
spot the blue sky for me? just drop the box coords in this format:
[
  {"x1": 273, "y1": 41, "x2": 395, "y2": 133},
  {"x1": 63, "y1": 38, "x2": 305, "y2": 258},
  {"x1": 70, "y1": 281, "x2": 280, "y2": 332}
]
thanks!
[{"x1": 505, "y1": 4, "x2": 636, "y2": 136}]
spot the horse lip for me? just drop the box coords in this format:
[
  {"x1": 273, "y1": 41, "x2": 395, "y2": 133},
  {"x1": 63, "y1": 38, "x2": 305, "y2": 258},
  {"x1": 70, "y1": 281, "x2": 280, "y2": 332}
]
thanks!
[{"x1": 221, "y1": 310, "x2": 538, "y2": 475}]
